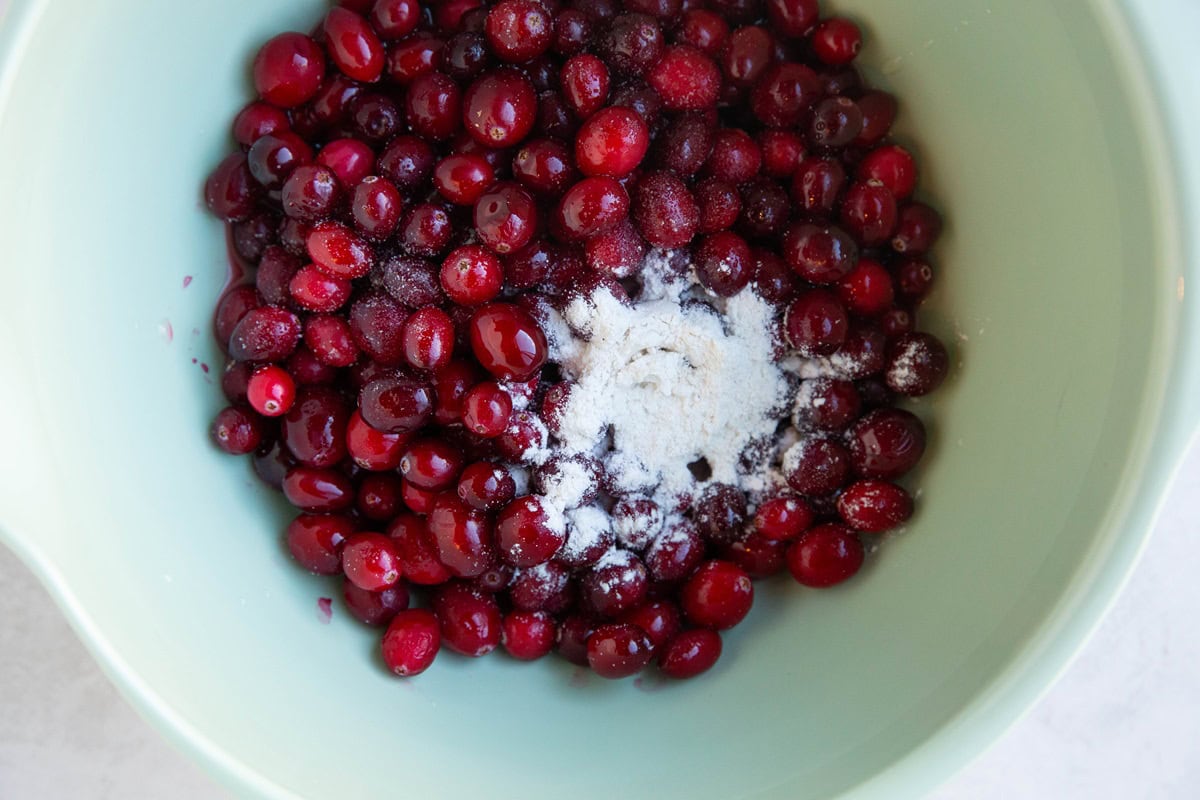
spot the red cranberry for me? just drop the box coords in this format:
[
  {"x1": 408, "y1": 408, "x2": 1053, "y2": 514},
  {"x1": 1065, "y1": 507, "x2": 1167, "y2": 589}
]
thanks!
[
  {"x1": 343, "y1": 579, "x2": 410, "y2": 626},
  {"x1": 435, "y1": 0, "x2": 482, "y2": 31},
  {"x1": 385, "y1": 34, "x2": 446, "y2": 84},
  {"x1": 587, "y1": 623, "x2": 653, "y2": 678},
  {"x1": 227, "y1": 306, "x2": 302, "y2": 362},
  {"x1": 381, "y1": 256, "x2": 444, "y2": 308},
  {"x1": 791, "y1": 157, "x2": 846, "y2": 218},
  {"x1": 445, "y1": 32, "x2": 491, "y2": 80},
  {"x1": 280, "y1": 388, "x2": 350, "y2": 468},
  {"x1": 253, "y1": 33, "x2": 326, "y2": 107},
  {"x1": 211, "y1": 406, "x2": 264, "y2": 455},
  {"x1": 221, "y1": 361, "x2": 253, "y2": 405},
  {"x1": 892, "y1": 204, "x2": 942, "y2": 256},
  {"x1": 678, "y1": 10, "x2": 729, "y2": 56},
  {"x1": 247, "y1": 365, "x2": 297, "y2": 417},
  {"x1": 880, "y1": 308, "x2": 915, "y2": 337},
  {"x1": 704, "y1": 128, "x2": 761, "y2": 184},
  {"x1": 693, "y1": 178, "x2": 740, "y2": 235},
  {"x1": 836, "y1": 258, "x2": 895, "y2": 317},
  {"x1": 784, "y1": 290, "x2": 848, "y2": 356},
  {"x1": 559, "y1": 54, "x2": 609, "y2": 118},
  {"x1": 346, "y1": 409, "x2": 408, "y2": 470},
  {"x1": 738, "y1": 179, "x2": 790, "y2": 240},
  {"x1": 464, "y1": 69, "x2": 537, "y2": 147},
  {"x1": 205, "y1": 154, "x2": 259, "y2": 221},
  {"x1": 510, "y1": 561, "x2": 573, "y2": 612},
  {"x1": 431, "y1": 582, "x2": 502, "y2": 656},
  {"x1": 722, "y1": 532, "x2": 789, "y2": 578},
  {"x1": 680, "y1": 560, "x2": 753, "y2": 629},
  {"x1": 556, "y1": 614, "x2": 597, "y2": 666},
  {"x1": 574, "y1": 107, "x2": 649, "y2": 178},
  {"x1": 633, "y1": 171, "x2": 698, "y2": 248},
  {"x1": 694, "y1": 483, "x2": 749, "y2": 545},
  {"x1": 783, "y1": 435, "x2": 852, "y2": 496},
  {"x1": 358, "y1": 473, "x2": 406, "y2": 521},
  {"x1": 349, "y1": 93, "x2": 404, "y2": 143},
  {"x1": 348, "y1": 293, "x2": 409, "y2": 364},
  {"x1": 289, "y1": 265, "x2": 352, "y2": 313},
  {"x1": 433, "y1": 360, "x2": 482, "y2": 425},
  {"x1": 439, "y1": 245, "x2": 504, "y2": 306},
  {"x1": 807, "y1": 96, "x2": 864, "y2": 149},
  {"x1": 786, "y1": 523, "x2": 863, "y2": 587},
  {"x1": 751, "y1": 62, "x2": 821, "y2": 128},
  {"x1": 886, "y1": 332, "x2": 949, "y2": 396},
  {"x1": 399, "y1": 439, "x2": 463, "y2": 491},
  {"x1": 248, "y1": 132, "x2": 313, "y2": 191},
  {"x1": 759, "y1": 129, "x2": 805, "y2": 179},
  {"x1": 371, "y1": 0, "x2": 421, "y2": 39},
  {"x1": 287, "y1": 347, "x2": 338, "y2": 385},
  {"x1": 502, "y1": 611, "x2": 556, "y2": 660},
  {"x1": 794, "y1": 377, "x2": 862, "y2": 431},
  {"x1": 582, "y1": 551, "x2": 649, "y2": 618},
  {"x1": 381, "y1": 608, "x2": 441, "y2": 676},
  {"x1": 895, "y1": 258, "x2": 936, "y2": 305},
  {"x1": 286, "y1": 513, "x2": 354, "y2": 575},
  {"x1": 753, "y1": 495, "x2": 813, "y2": 541},
  {"x1": 324, "y1": 7, "x2": 385, "y2": 82},
  {"x1": 783, "y1": 221, "x2": 859, "y2": 284},
  {"x1": 847, "y1": 407, "x2": 927, "y2": 479},
  {"x1": 433, "y1": 153, "x2": 495, "y2": 205},
  {"x1": 556, "y1": 176, "x2": 630, "y2": 239},
  {"x1": 837, "y1": 479, "x2": 913, "y2": 533},
  {"x1": 751, "y1": 249, "x2": 798, "y2": 305},
  {"x1": 598, "y1": 13, "x2": 664, "y2": 77},
  {"x1": 840, "y1": 181, "x2": 898, "y2": 247},
  {"x1": 647, "y1": 47, "x2": 720, "y2": 110},
  {"x1": 765, "y1": 0, "x2": 817, "y2": 38},
  {"x1": 695, "y1": 232, "x2": 753, "y2": 297},
  {"x1": 389, "y1": 513, "x2": 453, "y2": 585},
  {"x1": 658, "y1": 629, "x2": 722, "y2": 679},
  {"x1": 428, "y1": 493, "x2": 496, "y2": 578},
  {"x1": 644, "y1": 521, "x2": 705, "y2": 582},
  {"x1": 359, "y1": 375, "x2": 435, "y2": 433},
  {"x1": 280, "y1": 165, "x2": 340, "y2": 224},
  {"x1": 306, "y1": 220, "x2": 373, "y2": 279},
  {"x1": 812, "y1": 17, "x2": 862, "y2": 65},
  {"x1": 461, "y1": 382, "x2": 513, "y2": 437},
  {"x1": 473, "y1": 182, "x2": 538, "y2": 254},
  {"x1": 581, "y1": 221, "x2": 642, "y2": 278},
  {"x1": 485, "y1": 0, "x2": 553, "y2": 62},
  {"x1": 553, "y1": 10, "x2": 592, "y2": 56},
  {"x1": 618, "y1": 601, "x2": 679, "y2": 652},
  {"x1": 854, "y1": 90, "x2": 898, "y2": 146},
  {"x1": 654, "y1": 112, "x2": 714, "y2": 177},
  {"x1": 609, "y1": 83, "x2": 663, "y2": 128},
  {"x1": 232, "y1": 102, "x2": 290, "y2": 147},
  {"x1": 399, "y1": 203, "x2": 454, "y2": 256},
  {"x1": 859, "y1": 144, "x2": 917, "y2": 199},
  {"x1": 405, "y1": 72, "x2": 463, "y2": 141},
  {"x1": 400, "y1": 307, "x2": 455, "y2": 372},
  {"x1": 350, "y1": 176, "x2": 403, "y2": 239},
  {"x1": 317, "y1": 138, "x2": 375, "y2": 187},
  {"x1": 512, "y1": 139, "x2": 577, "y2": 196},
  {"x1": 233, "y1": 212, "x2": 281, "y2": 264},
  {"x1": 721, "y1": 25, "x2": 773, "y2": 88},
  {"x1": 496, "y1": 495, "x2": 567, "y2": 567},
  {"x1": 342, "y1": 532, "x2": 403, "y2": 591},
  {"x1": 378, "y1": 136, "x2": 436, "y2": 193},
  {"x1": 469, "y1": 303, "x2": 549, "y2": 381},
  {"x1": 457, "y1": 462, "x2": 517, "y2": 510}
]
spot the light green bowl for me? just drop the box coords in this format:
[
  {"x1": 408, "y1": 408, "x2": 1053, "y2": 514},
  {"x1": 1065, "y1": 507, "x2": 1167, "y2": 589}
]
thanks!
[{"x1": 1, "y1": 1, "x2": 1197, "y2": 797}]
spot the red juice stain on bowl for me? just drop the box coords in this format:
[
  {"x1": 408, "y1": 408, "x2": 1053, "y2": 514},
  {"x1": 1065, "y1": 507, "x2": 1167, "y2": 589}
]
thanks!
[
  {"x1": 183, "y1": 275, "x2": 193, "y2": 289},
  {"x1": 317, "y1": 597, "x2": 333, "y2": 623}
]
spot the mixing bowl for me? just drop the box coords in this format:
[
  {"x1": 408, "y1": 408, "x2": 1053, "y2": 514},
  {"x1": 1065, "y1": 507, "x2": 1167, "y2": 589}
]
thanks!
[{"x1": 1, "y1": 0, "x2": 1197, "y2": 797}]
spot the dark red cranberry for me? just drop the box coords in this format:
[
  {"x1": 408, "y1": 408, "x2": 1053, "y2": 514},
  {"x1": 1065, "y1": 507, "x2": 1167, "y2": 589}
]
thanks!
[
  {"x1": 302, "y1": 316, "x2": 356, "y2": 369},
  {"x1": 693, "y1": 178, "x2": 741, "y2": 235},
  {"x1": 891, "y1": 204, "x2": 942, "y2": 256},
  {"x1": 510, "y1": 561, "x2": 573, "y2": 612},
  {"x1": 633, "y1": 171, "x2": 697, "y2": 248},
  {"x1": 502, "y1": 611, "x2": 556, "y2": 660},
  {"x1": 289, "y1": 264, "x2": 352, "y2": 313},
  {"x1": 304, "y1": 220, "x2": 371, "y2": 279},
  {"x1": 786, "y1": 523, "x2": 863, "y2": 587},
  {"x1": 783, "y1": 222, "x2": 858, "y2": 284},
  {"x1": 359, "y1": 375, "x2": 435, "y2": 433},
  {"x1": 248, "y1": 132, "x2": 313, "y2": 191},
  {"x1": 759, "y1": 129, "x2": 805, "y2": 179},
  {"x1": 618, "y1": 601, "x2": 679, "y2": 653},
  {"x1": 457, "y1": 462, "x2": 517, "y2": 510},
  {"x1": 445, "y1": 32, "x2": 491, "y2": 80},
  {"x1": 348, "y1": 93, "x2": 404, "y2": 143},
  {"x1": 246, "y1": 365, "x2": 297, "y2": 418},
  {"x1": 556, "y1": 176, "x2": 630, "y2": 239},
  {"x1": 840, "y1": 181, "x2": 898, "y2": 247},
  {"x1": 794, "y1": 378, "x2": 862, "y2": 431},
  {"x1": 837, "y1": 480, "x2": 913, "y2": 533},
  {"x1": 286, "y1": 513, "x2": 354, "y2": 575},
  {"x1": 357, "y1": 473, "x2": 406, "y2": 521},
  {"x1": 587, "y1": 623, "x2": 653, "y2": 678},
  {"x1": 438, "y1": 245, "x2": 502, "y2": 305},
  {"x1": 847, "y1": 407, "x2": 927, "y2": 479},
  {"x1": 232, "y1": 212, "x2": 280, "y2": 264},
  {"x1": 559, "y1": 54, "x2": 609, "y2": 118},
  {"x1": 751, "y1": 62, "x2": 821, "y2": 128},
  {"x1": 324, "y1": 7, "x2": 385, "y2": 82},
  {"x1": 232, "y1": 102, "x2": 290, "y2": 147},
  {"x1": 704, "y1": 128, "x2": 761, "y2": 184},
  {"x1": 680, "y1": 560, "x2": 753, "y2": 629},
  {"x1": 750, "y1": 249, "x2": 798, "y2": 305},
  {"x1": 738, "y1": 179, "x2": 790, "y2": 240},
  {"x1": 598, "y1": 13, "x2": 664, "y2": 77},
  {"x1": 432, "y1": 360, "x2": 481, "y2": 425},
  {"x1": 574, "y1": 106, "x2": 648, "y2": 178},
  {"x1": 835, "y1": 258, "x2": 894, "y2": 317},
  {"x1": 496, "y1": 496, "x2": 567, "y2": 567},
  {"x1": 484, "y1": 0, "x2": 553, "y2": 62},
  {"x1": 895, "y1": 258, "x2": 936, "y2": 305},
  {"x1": 473, "y1": 182, "x2": 538, "y2": 254},
  {"x1": 784, "y1": 435, "x2": 852, "y2": 496},
  {"x1": 287, "y1": 347, "x2": 338, "y2": 385},
  {"x1": 343, "y1": 580, "x2": 410, "y2": 626},
  {"x1": 431, "y1": 582, "x2": 502, "y2": 656},
  {"x1": 854, "y1": 90, "x2": 898, "y2": 146},
  {"x1": 211, "y1": 406, "x2": 264, "y2": 455},
  {"x1": 399, "y1": 439, "x2": 464, "y2": 490},
  {"x1": 398, "y1": 306, "x2": 454, "y2": 371},
  {"x1": 315, "y1": 139, "x2": 373, "y2": 188},
  {"x1": 221, "y1": 361, "x2": 253, "y2": 405},
  {"x1": 658, "y1": 629, "x2": 721, "y2": 679},
  {"x1": 812, "y1": 17, "x2": 862, "y2": 65},
  {"x1": 791, "y1": 156, "x2": 845, "y2": 218},
  {"x1": 693, "y1": 484, "x2": 748, "y2": 546},
  {"x1": 349, "y1": 176, "x2": 402, "y2": 239},
  {"x1": 346, "y1": 294, "x2": 408, "y2": 365},
  {"x1": 389, "y1": 513, "x2": 453, "y2": 585},
  {"x1": 753, "y1": 495, "x2": 813, "y2": 541},
  {"x1": 461, "y1": 382, "x2": 512, "y2": 437},
  {"x1": 253, "y1": 33, "x2": 325, "y2": 107},
  {"x1": 784, "y1": 290, "x2": 848, "y2": 356},
  {"x1": 647, "y1": 45, "x2": 721, "y2": 111},
  {"x1": 227, "y1": 306, "x2": 301, "y2": 362},
  {"x1": 205, "y1": 154, "x2": 259, "y2": 222},
  {"x1": 765, "y1": 0, "x2": 817, "y2": 38},
  {"x1": 512, "y1": 138, "x2": 576, "y2": 196},
  {"x1": 381, "y1": 608, "x2": 441, "y2": 676},
  {"x1": 807, "y1": 96, "x2": 863, "y2": 149},
  {"x1": 723, "y1": 531, "x2": 789, "y2": 578},
  {"x1": 654, "y1": 112, "x2": 715, "y2": 177},
  {"x1": 556, "y1": 614, "x2": 596, "y2": 666},
  {"x1": 582, "y1": 552, "x2": 649, "y2": 618},
  {"x1": 404, "y1": 72, "x2": 461, "y2": 141},
  {"x1": 252, "y1": 247, "x2": 297, "y2": 307},
  {"x1": 279, "y1": 165, "x2": 340, "y2": 224},
  {"x1": 434, "y1": 0, "x2": 482, "y2": 31},
  {"x1": 385, "y1": 33, "x2": 445, "y2": 84},
  {"x1": 695, "y1": 232, "x2": 753, "y2": 297},
  {"x1": 609, "y1": 82, "x2": 663, "y2": 128},
  {"x1": 433, "y1": 153, "x2": 494, "y2": 205},
  {"x1": 537, "y1": 90, "x2": 578, "y2": 140},
  {"x1": 346, "y1": 409, "x2": 408, "y2": 470},
  {"x1": 722, "y1": 25, "x2": 774, "y2": 88},
  {"x1": 643, "y1": 521, "x2": 704, "y2": 581},
  {"x1": 585, "y1": 221, "x2": 645, "y2": 278},
  {"x1": 879, "y1": 308, "x2": 915, "y2": 337},
  {"x1": 279, "y1": 388, "x2": 349, "y2": 468},
  {"x1": 376, "y1": 136, "x2": 435, "y2": 194},
  {"x1": 427, "y1": 493, "x2": 496, "y2": 578},
  {"x1": 371, "y1": 0, "x2": 421, "y2": 39},
  {"x1": 399, "y1": 203, "x2": 454, "y2": 256},
  {"x1": 553, "y1": 10, "x2": 592, "y2": 56},
  {"x1": 342, "y1": 532, "x2": 403, "y2": 591},
  {"x1": 678, "y1": 10, "x2": 729, "y2": 56},
  {"x1": 885, "y1": 332, "x2": 949, "y2": 396},
  {"x1": 464, "y1": 69, "x2": 537, "y2": 147}
]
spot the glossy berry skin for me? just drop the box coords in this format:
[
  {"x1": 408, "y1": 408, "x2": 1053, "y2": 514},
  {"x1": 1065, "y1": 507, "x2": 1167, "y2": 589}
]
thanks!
[
  {"x1": 502, "y1": 611, "x2": 557, "y2": 660},
  {"x1": 766, "y1": 0, "x2": 819, "y2": 39},
  {"x1": 496, "y1": 495, "x2": 567, "y2": 567},
  {"x1": 840, "y1": 181, "x2": 898, "y2": 247},
  {"x1": 468, "y1": 303, "x2": 549, "y2": 381},
  {"x1": 784, "y1": 436, "x2": 852, "y2": 497},
  {"x1": 401, "y1": 306, "x2": 455, "y2": 371},
  {"x1": 785, "y1": 290, "x2": 849, "y2": 357},
  {"x1": 247, "y1": 365, "x2": 297, "y2": 417},
  {"x1": 405, "y1": 73, "x2": 463, "y2": 142},
  {"x1": 485, "y1": 0, "x2": 553, "y2": 63},
  {"x1": 560, "y1": 54, "x2": 609, "y2": 118},
  {"x1": 388, "y1": 513, "x2": 453, "y2": 585},
  {"x1": 633, "y1": 171, "x2": 698, "y2": 248},
  {"x1": 847, "y1": 408, "x2": 927, "y2": 479},
  {"x1": 462, "y1": 382, "x2": 513, "y2": 437},
  {"x1": 342, "y1": 532, "x2": 403, "y2": 591},
  {"x1": 512, "y1": 139, "x2": 577, "y2": 195},
  {"x1": 211, "y1": 406, "x2": 263, "y2": 455},
  {"x1": 351, "y1": 177, "x2": 403, "y2": 240},
  {"x1": 399, "y1": 439, "x2": 464, "y2": 491},
  {"x1": 205, "y1": 154, "x2": 258, "y2": 221},
  {"x1": 473, "y1": 182, "x2": 538, "y2": 254},
  {"x1": 753, "y1": 496, "x2": 813, "y2": 542},
  {"x1": 345, "y1": 409, "x2": 407, "y2": 471},
  {"x1": 463, "y1": 70, "x2": 537, "y2": 147},
  {"x1": 556, "y1": 176, "x2": 630, "y2": 239},
  {"x1": 680, "y1": 560, "x2": 754, "y2": 630},
  {"x1": 342, "y1": 580, "x2": 410, "y2": 627},
  {"x1": 433, "y1": 154, "x2": 495, "y2": 205},
  {"x1": 427, "y1": 493, "x2": 496, "y2": 578},
  {"x1": 381, "y1": 609, "x2": 441, "y2": 676},
  {"x1": 783, "y1": 222, "x2": 859, "y2": 284},
  {"x1": 440, "y1": 246, "x2": 504, "y2": 306},
  {"x1": 457, "y1": 462, "x2": 517, "y2": 510},
  {"x1": 432, "y1": 582, "x2": 503, "y2": 657},
  {"x1": 837, "y1": 480, "x2": 914, "y2": 533},
  {"x1": 323, "y1": 7, "x2": 385, "y2": 82},
  {"x1": 582, "y1": 553, "x2": 649, "y2": 618},
  {"x1": 286, "y1": 513, "x2": 354, "y2": 575},
  {"x1": 786, "y1": 524, "x2": 864, "y2": 588},
  {"x1": 587, "y1": 623, "x2": 654, "y2": 679},
  {"x1": 647, "y1": 46, "x2": 721, "y2": 111},
  {"x1": 359, "y1": 376, "x2": 435, "y2": 433},
  {"x1": 253, "y1": 33, "x2": 326, "y2": 108},
  {"x1": 695, "y1": 231, "x2": 752, "y2": 297},
  {"x1": 885, "y1": 332, "x2": 950, "y2": 396},
  {"x1": 658, "y1": 629, "x2": 722, "y2": 679},
  {"x1": 858, "y1": 144, "x2": 917, "y2": 200},
  {"x1": 574, "y1": 107, "x2": 649, "y2": 178},
  {"x1": 837, "y1": 258, "x2": 895, "y2": 317},
  {"x1": 619, "y1": 600, "x2": 681, "y2": 651},
  {"x1": 812, "y1": 17, "x2": 862, "y2": 65},
  {"x1": 306, "y1": 221, "x2": 373, "y2": 279},
  {"x1": 248, "y1": 132, "x2": 313, "y2": 191},
  {"x1": 232, "y1": 102, "x2": 290, "y2": 147}
]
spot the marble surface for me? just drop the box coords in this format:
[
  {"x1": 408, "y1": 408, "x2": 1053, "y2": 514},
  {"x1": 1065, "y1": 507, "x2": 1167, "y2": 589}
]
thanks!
[{"x1": 2, "y1": 442, "x2": 1198, "y2": 798}]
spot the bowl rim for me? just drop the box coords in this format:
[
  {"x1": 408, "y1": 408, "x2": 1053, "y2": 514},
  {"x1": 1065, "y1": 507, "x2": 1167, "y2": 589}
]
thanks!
[{"x1": 0, "y1": 0, "x2": 1197, "y2": 798}]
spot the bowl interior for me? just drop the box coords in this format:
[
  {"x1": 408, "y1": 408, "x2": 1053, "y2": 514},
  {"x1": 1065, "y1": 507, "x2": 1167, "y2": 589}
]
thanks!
[{"x1": 0, "y1": 0, "x2": 1176, "y2": 798}]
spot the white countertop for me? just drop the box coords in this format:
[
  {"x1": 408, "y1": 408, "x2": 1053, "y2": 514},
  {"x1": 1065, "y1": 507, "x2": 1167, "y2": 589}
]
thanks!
[{"x1": 2, "y1": 442, "x2": 1199, "y2": 799}]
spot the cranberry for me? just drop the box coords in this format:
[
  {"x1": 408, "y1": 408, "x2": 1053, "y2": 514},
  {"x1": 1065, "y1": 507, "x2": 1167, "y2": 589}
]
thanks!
[
  {"x1": 783, "y1": 221, "x2": 858, "y2": 284},
  {"x1": 378, "y1": 136, "x2": 436, "y2": 193},
  {"x1": 695, "y1": 232, "x2": 753, "y2": 297},
  {"x1": 644, "y1": 521, "x2": 705, "y2": 582},
  {"x1": 279, "y1": 165, "x2": 339, "y2": 223},
  {"x1": 704, "y1": 128, "x2": 761, "y2": 184},
  {"x1": 749, "y1": 249, "x2": 797, "y2": 305},
  {"x1": 342, "y1": 532, "x2": 403, "y2": 591},
  {"x1": 496, "y1": 495, "x2": 567, "y2": 567},
  {"x1": 232, "y1": 102, "x2": 290, "y2": 147},
  {"x1": 559, "y1": 54, "x2": 609, "y2": 118},
  {"x1": 537, "y1": 90, "x2": 578, "y2": 140},
  {"x1": 457, "y1": 462, "x2": 517, "y2": 510},
  {"x1": 287, "y1": 347, "x2": 338, "y2": 385},
  {"x1": 574, "y1": 107, "x2": 649, "y2": 178},
  {"x1": 738, "y1": 179, "x2": 790, "y2": 240},
  {"x1": 765, "y1": 0, "x2": 818, "y2": 38},
  {"x1": 609, "y1": 83, "x2": 663, "y2": 129},
  {"x1": 359, "y1": 375, "x2": 435, "y2": 433},
  {"x1": 247, "y1": 365, "x2": 297, "y2": 417},
  {"x1": 349, "y1": 177, "x2": 402, "y2": 240},
  {"x1": 385, "y1": 34, "x2": 445, "y2": 84},
  {"x1": 759, "y1": 130, "x2": 805, "y2": 179},
  {"x1": 399, "y1": 203, "x2": 454, "y2": 256},
  {"x1": 317, "y1": 139, "x2": 375, "y2": 187},
  {"x1": 381, "y1": 608, "x2": 441, "y2": 676},
  {"x1": 437, "y1": 245, "x2": 502, "y2": 306},
  {"x1": 812, "y1": 17, "x2": 862, "y2": 65},
  {"x1": 381, "y1": 256, "x2": 444, "y2": 309},
  {"x1": 722, "y1": 531, "x2": 789, "y2": 578},
  {"x1": 587, "y1": 623, "x2": 653, "y2": 678},
  {"x1": 646, "y1": 45, "x2": 721, "y2": 111},
  {"x1": 510, "y1": 561, "x2": 572, "y2": 612},
  {"x1": 556, "y1": 176, "x2": 630, "y2": 239},
  {"x1": 794, "y1": 377, "x2": 862, "y2": 431},
  {"x1": 248, "y1": 132, "x2": 313, "y2": 191},
  {"x1": 461, "y1": 382, "x2": 513, "y2": 437},
  {"x1": 840, "y1": 181, "x2": 898, "y2": 247},
  {"x1": 227, "y1": 306, "x2": 301, "y2": 362},
  {"x1": 854, "y1": 91, "x2": 898, "y2": 147},
  {"x1": 253, "y1": 33, "x2": 326, "y2": 108},
  {"x1": 324, "y1": 7, "x2": 385, "y2": 82},
  {"x1": 428, "y1": 493, "x2": 496, "y2": 578},
  {"x1": 221, "y1": 361, "x2": 253, "y2": 405},
  {"x1": 468, "y1": 303, "x2": 549, "y2": 381},
  {"x1": 433, "y1": 154, "x2": 494, "y2": 205},
  {"x1": 847, "y1": 407, "x2": 927, "y2": 479},
  {"x1": 399, "y1": 439, "x2": 463, "y2": 491},
  {"x1": 553, "y1": 10, "x2": 592, "y2": 56},
  {"x1": 445, "y1": 32, "x2": 491, "y2": 80},
  {"x1": 512, "y1": 139, "x2": 577, "y2": 196},
  {"x1": 582, "y1": 551, "x2": 649, "y2": 618},
  {"x1": 693, "y1": 484, "x2": 748, "y2": 546},
  {"x1": 254, "y1": 245, "x2": 299, "y2": 306},
  {"x1": 289, "y1": 265, "x2": 352, "y2": 313},
  {"x1": 653, "y1": 113, "x2": 714, "y2": 177},
  {"x1": 556, "y1": 614, "x2": 597, "y2": 666},
  {"x1": 502, "y1": 611, "x2": 557, "y2": 660},
  {"x1": 399, "y1": 307, "x2": 454, "y2": 372},
  {"x1": 233, "y1": 212, "x2": 281, "y2": 264},
  {"x1": 633, "y1": 171, "x2": 698, "y2": 248},
  {"x1": 791, "y1": 157, "x2": 845, "y2": 218},
  {"x1": 808, "y1": 96, "x2": 863, "y2": 150},
  {"x1": 211, "y1": 406, "x2": 264, "y2": 455},
  {"x1": 892, "y1": 204, "x2": 943, "y2": 256},
  {"x1": 833, "y1": 259, "x2": 893, "y2": 317},
  {"x1": 722, "y1": 25, "x2": 774, "y2": 88},
  {"x1": 431, "y1": 582, "x2": 502, "y2": 657},
  {"x1": 464, "y1": 69, "x2": 537, "y2": 147},
  {"x1": 279, "y1": 387, "x2": 349, "y2": 468},
  {"x1": 357, "y1": 473, "x2": 406, "y2": 521},
  {"x1": 438, "y1": 0, "x2": 484, "y2": 30},
  {"x1": 433, "y1": 360, "x2": 482, "y2": 425},
  {"x1": 346, "y1": 409, "x2": 407, "y2": 470},
  {"x1": 886, "y1": 332, "x2": 949, "y2": 396},
  {"x1": 680, "y1": 560, "x2": 753, "y2": 629},
  {"x1": 753, "y1": 495, "x2": 813, "y2": 542},
  {"x1": 370, "y1": 0, "x2": 421, "y2": 39},
  {"x1": 658, "y1": 629, "x2": 722, "y2": 679},
  {"x1": 783, "y1": 435, "x2": 852, "y2": 496},
  {"x1": 837, "y1": 479, "x2": 913, "y2": 533},
  {"x1": 784, "y1": 290, "x2": 848, "y2": 356},
  {"x1": 205, "y1": 154, "x2": 259, "y2": 221},
  {"x1": 286, "y1": 513, "x2": 354, "y2": 575},
  {"x1": 786, "y1": 524, "x2": 863, "y2": 587},
  {"x1": 343, "y1": 580, "x2": 410, "y2": 626},
  {"x1": 473, "y1": 182, "x2": 538, "y2": 254},
  {"x1": 403, "y1": 72, "x2": 460, "y2": 141},
  {"x1": 678, "y1": 10, "x2": 729, "y2": 56},
  {"x1": 484, "y1": 0, "x2": 553, "y2": 63},
  {"x1": 304, "y1": 220, "x2": 372, "y2": 280},
  {"x1": 693, "y1": 178, "x2": 741, "y2": 235},
  {"x1": 389, "y1": 513, "x2": 454, "y2": 585},
  {"x1": 859, "y1": 144, "x2": 917, "y2": 199},
  {"x1": 598, "y1": 13, "x2": 664, "y2": 77},
  {"x1": 893, "y1": 260, "x2": 934, "y2": 306},
  {"x1": 752, "y1": 63, "x2": 821, "y2": 128}
]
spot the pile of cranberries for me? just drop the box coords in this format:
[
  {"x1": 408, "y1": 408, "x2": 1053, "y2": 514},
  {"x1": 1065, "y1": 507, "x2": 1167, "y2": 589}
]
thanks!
[{"x1": 204, "y1": 0, "x2": 949, "y2": 681}]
